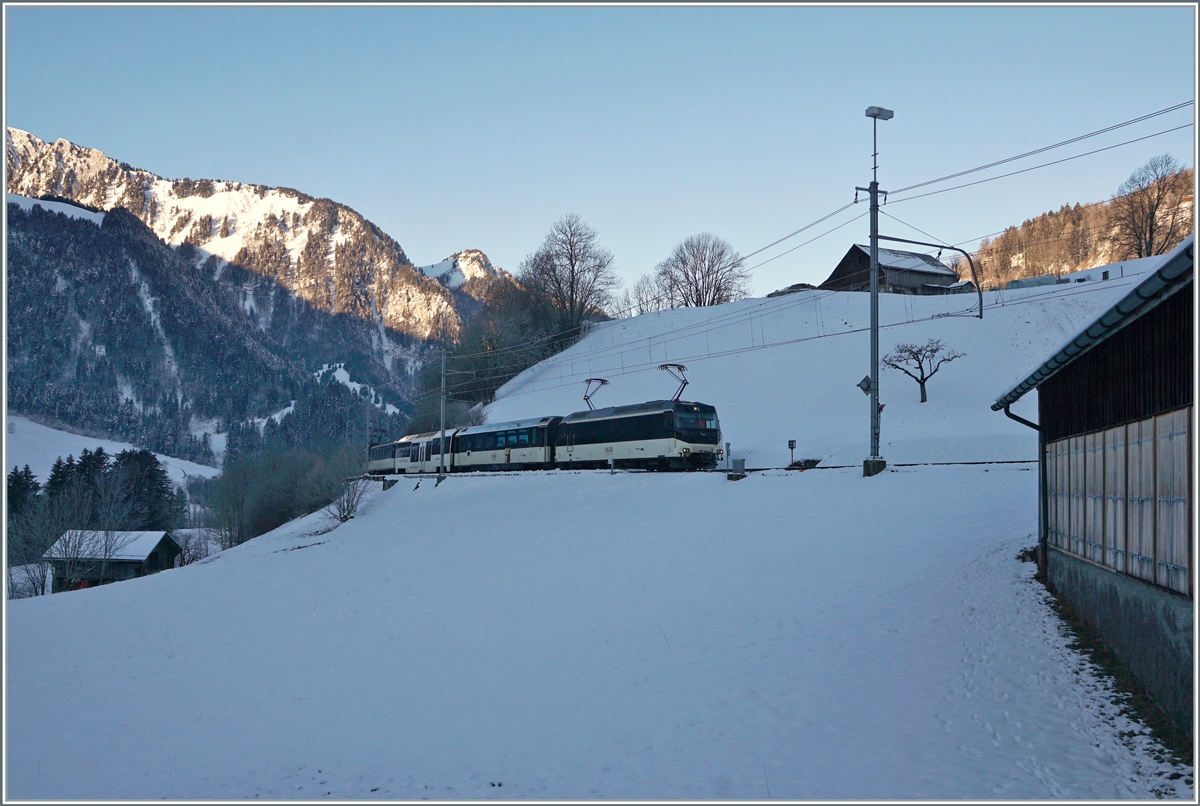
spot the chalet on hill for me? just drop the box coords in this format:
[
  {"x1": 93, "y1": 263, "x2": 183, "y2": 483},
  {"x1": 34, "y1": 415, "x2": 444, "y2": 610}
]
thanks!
[
  {"x1": 44, "y1": 530, "x2": 181, "y2": 593},
  {"x1": 819, "y1": 244, "x2": 960, "y2": 294},
  {"x1": 992, "y1": 234, "x2": 1193, "y2": 732}
]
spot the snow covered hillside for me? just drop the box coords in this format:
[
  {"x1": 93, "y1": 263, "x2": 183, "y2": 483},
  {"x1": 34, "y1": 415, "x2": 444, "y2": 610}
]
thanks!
[
  {"x1": 487, "y1": 274, "x2": 1152, "y2": 468},
  {"x1": 6, "y1": 192, "x2": 104, "y2": 225},
  {"x1": 5, "y1": 467, "x2": 1190, "y2": 799},
  {"x1": 4, "y1": 415, "x2": 219, "y2": 487},
  {"x1": 313, "y1": 363, "x2": 400, "y2": 415}
]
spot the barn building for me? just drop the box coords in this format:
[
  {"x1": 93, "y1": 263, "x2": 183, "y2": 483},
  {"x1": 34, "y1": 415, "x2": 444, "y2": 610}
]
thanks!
[
  {"x1": 992, "y1": 234, "x2": 1193, "y2": 732},
  {"x1": 818, "y1": 244, "x2": 960, "y2": 294},
  {"x1": 44, "y1": 530, "x2": 182, "y2": 593}
]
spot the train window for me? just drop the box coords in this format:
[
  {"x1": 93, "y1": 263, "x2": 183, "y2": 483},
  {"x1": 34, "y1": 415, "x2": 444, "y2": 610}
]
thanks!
[
  {"x1": 676, "y1": 410, "x2": 718, "y2": 430},
  {"x1": 397, "y1": 444, "x2": 411, "y2": 460},
  {"x1": 517, "y1": 429, "x2": 530, "y2": 446}
]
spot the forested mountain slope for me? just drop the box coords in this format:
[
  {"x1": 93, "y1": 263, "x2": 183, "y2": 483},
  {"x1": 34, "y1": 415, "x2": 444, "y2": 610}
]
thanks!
[{"x1": 6, "y1": 201, "x2": 311, "y2": 461}]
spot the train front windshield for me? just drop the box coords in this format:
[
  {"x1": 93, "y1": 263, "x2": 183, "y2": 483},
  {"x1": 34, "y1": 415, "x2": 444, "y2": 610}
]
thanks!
[
  {"x1": 674, "y1": 407, "x2": 720, "y2": 444},
  {"x1": 675, "y1": 410, "x2": 718, "y2": 431}
]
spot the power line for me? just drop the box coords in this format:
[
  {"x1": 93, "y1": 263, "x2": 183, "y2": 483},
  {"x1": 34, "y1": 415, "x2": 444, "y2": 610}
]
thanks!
[
  {"x1": 890, "y1": 100, "x2": 1194, "y2": 195},
  {"x1": 719, "y1": 105, "x2": 1193, "y2": 292},
  {"x1": 412, "y1": 107, "x2": 1195, "y2": 401},
  {"x1": 887, "y1": 124, "x2": 1193, "y2": 206},
  {"x1": 744, "y1": 211, "x2": 869, "y2": 272},
  {"x1": 739, "y1": 202, "x2": 857, "y2": 261}
]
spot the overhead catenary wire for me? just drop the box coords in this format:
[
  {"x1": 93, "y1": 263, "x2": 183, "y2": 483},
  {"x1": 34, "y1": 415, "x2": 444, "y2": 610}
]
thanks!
[
  {"x1": 418, "y1": 215, "x2": 1151, "y2": 398},
  {"x1": 478, "y1": 275, "x2": 1145, "y2": 406},
  {"x1": 403, "y1": 259, "x2": 1152, "y2": 410}
]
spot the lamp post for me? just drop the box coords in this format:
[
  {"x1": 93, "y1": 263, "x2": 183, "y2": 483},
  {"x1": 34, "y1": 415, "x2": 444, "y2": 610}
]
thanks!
[{"x1": 860, "y1": 105, "x2": 892, "y2": 478}]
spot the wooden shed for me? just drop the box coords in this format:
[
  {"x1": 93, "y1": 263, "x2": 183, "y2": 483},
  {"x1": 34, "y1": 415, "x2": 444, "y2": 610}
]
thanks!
[
  {"x1": 819, "y1": 244, "x2": 959, "y2": 294},
  {"x1": 44, "y1": 530, "x2": 181, "y2": 593},
  {"x1": 992, "y1": 234, "x2": 1193, "y2": 731}
]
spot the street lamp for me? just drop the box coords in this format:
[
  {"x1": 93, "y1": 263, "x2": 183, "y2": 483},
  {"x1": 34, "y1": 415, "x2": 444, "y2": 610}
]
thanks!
[{"x1": 860, "y1": 105, "x2": 892, "y2": 478}]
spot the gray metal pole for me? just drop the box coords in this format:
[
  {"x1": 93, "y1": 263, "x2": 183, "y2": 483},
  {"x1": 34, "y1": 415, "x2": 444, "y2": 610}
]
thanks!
[
  {"x1": 865, "y1": 116, "x2": 886, "y2": 477},
  {"x1": 439, "y1": 348, "x2": 447, "y2": 476}
]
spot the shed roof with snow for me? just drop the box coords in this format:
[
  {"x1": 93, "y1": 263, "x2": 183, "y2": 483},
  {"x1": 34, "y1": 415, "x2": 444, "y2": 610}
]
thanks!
[
  {"x1": 993, "y1": 235, "x2": 1193, "y2": 413},
  {"x1": 819, "y1": 244, "x2": 958, "y2": 293},
  {"x1": 44, "y1": 530, "x2": 179, "y2": 562}
]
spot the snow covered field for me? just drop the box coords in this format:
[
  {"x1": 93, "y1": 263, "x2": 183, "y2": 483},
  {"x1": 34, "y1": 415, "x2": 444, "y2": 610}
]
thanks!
[
  {"x1": 4, "y1": 415, "x2": 219, "y2": 487},
  {"x1": 4, "y1": 466, "x2": 1191, "y2": 800},
  {"x1": 5, "y1": 265, "x2": 1191, "y2": 799}
]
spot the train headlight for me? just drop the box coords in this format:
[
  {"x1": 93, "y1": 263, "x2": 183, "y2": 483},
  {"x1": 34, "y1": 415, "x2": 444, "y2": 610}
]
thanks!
[
  {"x1": 717, "y1": 449, "x2": 724, "y2": 459},
  {"x1": 681, "y1": 448, "x2": 690, "y2": 455}
]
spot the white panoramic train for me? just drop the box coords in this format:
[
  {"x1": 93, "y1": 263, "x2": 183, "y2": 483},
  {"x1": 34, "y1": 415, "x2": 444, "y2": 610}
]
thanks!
[{"x1": 366, "y1": 400, "x2": 723, "y2": 475}]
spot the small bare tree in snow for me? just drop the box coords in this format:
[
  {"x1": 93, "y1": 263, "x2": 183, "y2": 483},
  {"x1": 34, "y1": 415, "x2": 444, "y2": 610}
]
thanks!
[
  {"x1": 45, "y1": 528, "x2": 103, "y2": 592},
  {"x1": 883, "y1": 339, "x2": 965, "y2": 403},
  {"x1": 173, "y1": 529, "x2": 219, "y2": 567},
  {"x1": 618, "y1": 274, "x2": 668, "y2": 317},
  {"x1": 324, "y1": 476, "x2": 373, "y2": 523}
]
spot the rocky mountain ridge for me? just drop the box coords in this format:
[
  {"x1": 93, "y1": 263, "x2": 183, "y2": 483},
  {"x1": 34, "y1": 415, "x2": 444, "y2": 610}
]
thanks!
[{"x1": 6, "y1": 128, "x2": 510, "y2": 351}]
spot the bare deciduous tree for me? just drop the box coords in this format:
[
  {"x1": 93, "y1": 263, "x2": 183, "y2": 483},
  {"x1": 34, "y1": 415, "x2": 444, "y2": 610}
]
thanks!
[
  {"x1": 173, "y1": 529, "x2": 219, "y2": 567},
  {"x1": 518, "y1": 214, "x2": 620, "y2": 332},
  {"x1": 654, "y1": 233, "x2": 751, "y2": 308},
  {"x1": 883, "y1": 339, "x2": 965, "y2": 403},
  {"x1": 11, "y1": 480, "x2": 94, "y2": 595},
  {"x1": 91, "y1": 466, "x2": 137, "y2": 585},
  {"x1": 323, "y1": 476, "x2": 373, "y2": 523},
  {"x1": 44, "y1": 527, "x2": 103, "y2": 592},
  {"x1": 623, "y1": 274, "x2": 666, "y2": 316},
  {"x1": 211, "y1": 457, "x2": 251, "y2": 550},
  {"x1": 1110, "y1": 154, "x2": 1192, "y2": 260}
]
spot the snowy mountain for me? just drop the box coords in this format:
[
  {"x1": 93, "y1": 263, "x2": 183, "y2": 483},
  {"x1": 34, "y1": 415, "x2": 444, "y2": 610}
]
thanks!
[
  {"x1": 416, "y1": 248, "x2": 511, "y2": 291},
  {"x1": 6, "y1": 127, "x2": 499, "y2": 344}
]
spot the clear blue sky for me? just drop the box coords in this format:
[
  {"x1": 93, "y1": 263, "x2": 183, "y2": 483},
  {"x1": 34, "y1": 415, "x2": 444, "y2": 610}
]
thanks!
[{"x1": 5, "y1": 5, "x2": 1195, "y2": 295}]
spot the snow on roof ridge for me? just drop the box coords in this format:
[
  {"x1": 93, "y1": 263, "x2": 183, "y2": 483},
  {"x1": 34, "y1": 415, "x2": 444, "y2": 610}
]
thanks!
[
  {"x1": 44, "y1": 530, "x2": 174, "y2": 562},
  {"x1": 992, "y1": 234, "x2": 1193, "y2": 407}
]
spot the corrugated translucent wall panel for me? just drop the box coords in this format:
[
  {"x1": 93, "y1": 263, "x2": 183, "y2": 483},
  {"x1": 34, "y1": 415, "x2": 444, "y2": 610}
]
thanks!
[
  {"x1": 1084, "y1": 431, "x2": 1105, "y2": 563},
  {"x1": 1155, "y1": 407, "x2": 1191, "y2": 595},
  {"x1": 1043, "y1": 407, "x2": 1190, "y2": 598},
  {"x1": 1129, "y1": 418, "x2": 1158, "y2": 583},
  {"x1": 1103, "y1": 425, "x2": 1127, "y2": 573},
  {"x1": 1054, "y1": 438, "x2": 1070, "y2": 550},
  {"x1": 1069, "y1": 435, "x2": 1087, "y2": 557}
]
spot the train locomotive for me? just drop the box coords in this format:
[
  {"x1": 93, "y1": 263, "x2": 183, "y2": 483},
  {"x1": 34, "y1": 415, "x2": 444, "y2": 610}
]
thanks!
[{"x1": 366, "y1": 399, "x2": 722, "y2": 475}]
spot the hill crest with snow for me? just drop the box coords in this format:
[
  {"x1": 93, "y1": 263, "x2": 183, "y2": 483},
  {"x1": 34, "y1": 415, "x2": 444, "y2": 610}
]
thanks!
[{"x1": 485, "y1": 267, "x2": 1153, "y2": 467}]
